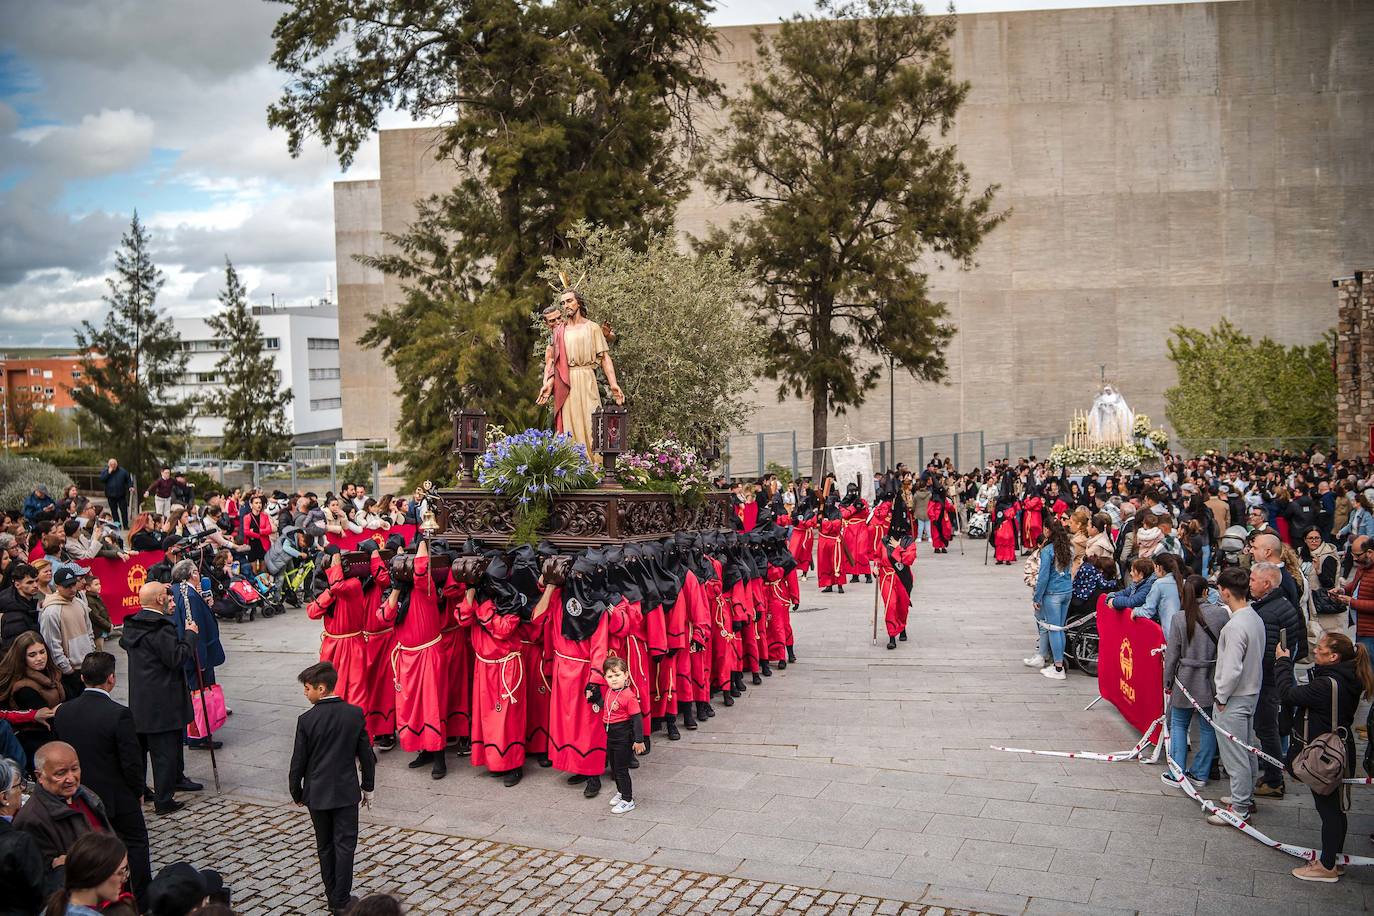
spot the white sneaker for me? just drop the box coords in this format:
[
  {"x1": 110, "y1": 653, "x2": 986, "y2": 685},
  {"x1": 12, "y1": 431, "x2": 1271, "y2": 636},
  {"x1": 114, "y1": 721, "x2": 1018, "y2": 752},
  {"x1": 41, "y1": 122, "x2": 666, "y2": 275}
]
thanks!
[
  {"x1": 609, "y1": 792, "x2": 622, "y2": 807},
  {"x1": 611, "y1": 798, "x2": 636, "y2": 814},
  {"x1": 1023, "y1": 654, "x2": 1046, "y2": 668},
  {"x1": 1040, "y1": 665, "x2": 1066, "y2": 681}
]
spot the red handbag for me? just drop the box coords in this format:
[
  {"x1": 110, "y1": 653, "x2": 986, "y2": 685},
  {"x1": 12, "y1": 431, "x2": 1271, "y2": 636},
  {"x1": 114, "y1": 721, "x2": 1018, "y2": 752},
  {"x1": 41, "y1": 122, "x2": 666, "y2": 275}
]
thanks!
[{"x1": 187, "y1": 684, "x2": 228, "y2": 739}]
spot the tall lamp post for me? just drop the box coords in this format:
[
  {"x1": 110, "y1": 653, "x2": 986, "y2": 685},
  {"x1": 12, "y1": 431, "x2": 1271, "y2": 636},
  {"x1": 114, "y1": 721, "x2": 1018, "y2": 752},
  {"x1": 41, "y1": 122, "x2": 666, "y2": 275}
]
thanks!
[{"x1": 888, "y1": 351, "x2": 896, "y2": 471}]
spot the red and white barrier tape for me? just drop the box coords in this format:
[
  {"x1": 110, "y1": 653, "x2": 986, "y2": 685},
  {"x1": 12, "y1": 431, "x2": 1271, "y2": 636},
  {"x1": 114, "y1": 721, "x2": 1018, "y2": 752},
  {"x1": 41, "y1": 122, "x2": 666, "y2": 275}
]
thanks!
[
  {"x1": 993, "y1": 683, "x2": 1374, "y2": 866},
  {"x1": 1173, "y1": 678, "x2": 1371, "y2": 785}
]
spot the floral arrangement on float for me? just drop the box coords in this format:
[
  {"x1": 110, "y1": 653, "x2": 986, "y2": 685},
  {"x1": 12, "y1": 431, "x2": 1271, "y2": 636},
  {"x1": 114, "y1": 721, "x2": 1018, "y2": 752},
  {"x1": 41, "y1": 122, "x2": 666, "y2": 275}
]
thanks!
[
  {"x1": 477, "y1": 428, "x2": 600, "y2": 541},
  {"x1": 1049, "y1": 442, "x2": 1150, "y2": 471},
  {"x1": 617, "y1": 437, "x2": 712, "y2": 506},
  {"x1": 1132, "y1": 413, "x2": 1170, "y2": 452}
]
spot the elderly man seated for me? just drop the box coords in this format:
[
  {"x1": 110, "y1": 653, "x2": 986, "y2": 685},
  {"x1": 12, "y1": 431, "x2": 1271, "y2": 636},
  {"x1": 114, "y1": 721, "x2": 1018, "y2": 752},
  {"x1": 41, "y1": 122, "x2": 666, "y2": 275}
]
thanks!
[{"x1": 12, "y1": 740, "x2": 113, "y2": 892}]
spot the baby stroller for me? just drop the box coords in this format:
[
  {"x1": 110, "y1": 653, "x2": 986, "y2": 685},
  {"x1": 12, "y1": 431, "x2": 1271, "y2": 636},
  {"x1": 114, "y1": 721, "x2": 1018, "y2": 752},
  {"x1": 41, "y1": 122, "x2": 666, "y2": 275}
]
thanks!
[
  {"x1": 1217, "y1": 525, "x2": 1250, "y2": 570},
  {"x1": 967, "y1": 507, "x2": 990, "y2": 539},
  {"x1": 265, "y1": 525, "x2": 315, "y2": 608}
]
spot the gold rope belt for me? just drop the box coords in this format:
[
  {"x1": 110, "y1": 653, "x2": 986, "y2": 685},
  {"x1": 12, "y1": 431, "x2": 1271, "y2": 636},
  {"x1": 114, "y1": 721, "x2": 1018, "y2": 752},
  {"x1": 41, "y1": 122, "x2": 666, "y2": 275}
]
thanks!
[
  {"x1": 475, "y1": 650, "x2": 523, "y2": 711},
  {"x1": 554, "y1": 649, "x2": 590, "y2": 665},
  {"x1": 362, "y1": 626, "x2": 393, "y2": 644},
  {"x1": 390, "y1": 633, "x2": 443, "y2": 691},
  {"x1": 819, "y1": 532, "x2": 844, "y2": 575},
  {"x1": 321, "y1": 629, "x2": 364, "y2": 647}
]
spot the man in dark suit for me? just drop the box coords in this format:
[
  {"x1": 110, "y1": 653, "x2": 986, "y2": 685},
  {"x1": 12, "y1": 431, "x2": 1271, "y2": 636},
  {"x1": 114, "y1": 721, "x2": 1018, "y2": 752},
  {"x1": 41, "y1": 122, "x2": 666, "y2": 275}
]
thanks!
[
  {"x1": 119, "y1": 582, "x2": 201, "y2": 815},
  {"x1": 290, "y1": 661, "x2": 376, "y2": 916},
  {"x1": 53, "y1": 650, "x2": 152, "y2": 904}
]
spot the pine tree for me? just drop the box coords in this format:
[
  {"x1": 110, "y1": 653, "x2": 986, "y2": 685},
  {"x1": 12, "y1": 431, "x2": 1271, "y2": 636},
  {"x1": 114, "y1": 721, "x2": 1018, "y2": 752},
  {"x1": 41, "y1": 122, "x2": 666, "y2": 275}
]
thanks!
[
  {"x1": 269, "y1": 0, "x2": 719, "y2": 481},
  {"x1": 204, "y1": 259, "x2": 294, "y2": 460},
  {"x1": 72, "y1": 213, "x2": 190, "y2": 484},
  {"x1": 701, "y1": 0, "x2": 1007, "y2": 450}
]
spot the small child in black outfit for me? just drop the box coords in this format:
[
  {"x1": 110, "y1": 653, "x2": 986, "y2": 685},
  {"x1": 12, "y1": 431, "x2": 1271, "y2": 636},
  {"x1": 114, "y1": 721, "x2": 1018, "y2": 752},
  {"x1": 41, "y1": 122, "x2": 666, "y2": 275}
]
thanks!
[
  {"x1": 289, "y1": 661, "x2": 377, "y2": 915},
  {"x1": 602, "y1": 656, "x2": 646, "y2": 814}
]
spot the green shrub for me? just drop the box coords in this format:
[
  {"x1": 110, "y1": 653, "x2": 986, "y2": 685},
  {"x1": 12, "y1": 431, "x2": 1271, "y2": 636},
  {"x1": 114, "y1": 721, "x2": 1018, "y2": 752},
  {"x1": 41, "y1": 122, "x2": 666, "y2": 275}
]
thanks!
[
  {"x1": 14, "y1": 447, "x2": 104, "y2": 467},
  {"x1": 0, "y1": 454, "x2": 75, "y2": 514}
]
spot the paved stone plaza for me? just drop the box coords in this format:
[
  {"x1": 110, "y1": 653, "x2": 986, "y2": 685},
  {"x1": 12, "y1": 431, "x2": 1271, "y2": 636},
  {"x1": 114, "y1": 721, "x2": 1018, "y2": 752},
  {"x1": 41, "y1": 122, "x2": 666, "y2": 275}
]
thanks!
[{"x1": 129, "y1": 540, "x2": 1374, "y2": 914}]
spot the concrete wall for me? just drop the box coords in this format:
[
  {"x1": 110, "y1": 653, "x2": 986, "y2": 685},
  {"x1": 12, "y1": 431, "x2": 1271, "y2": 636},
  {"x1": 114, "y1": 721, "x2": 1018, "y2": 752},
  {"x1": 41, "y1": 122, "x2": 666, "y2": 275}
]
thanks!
[{"x1": 334, "y1": 0, "x2": 1374, "y2": 454}]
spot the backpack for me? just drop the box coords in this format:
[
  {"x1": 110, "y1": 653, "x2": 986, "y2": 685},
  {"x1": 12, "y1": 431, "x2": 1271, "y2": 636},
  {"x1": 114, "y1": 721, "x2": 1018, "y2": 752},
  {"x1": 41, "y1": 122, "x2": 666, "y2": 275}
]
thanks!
[
  {"x1": 1023, "y1": 549, "x2": 1040, "y2": 590},
  {"x1": 1291, "y1": 679, "x2": 1349, "y2": 801}
]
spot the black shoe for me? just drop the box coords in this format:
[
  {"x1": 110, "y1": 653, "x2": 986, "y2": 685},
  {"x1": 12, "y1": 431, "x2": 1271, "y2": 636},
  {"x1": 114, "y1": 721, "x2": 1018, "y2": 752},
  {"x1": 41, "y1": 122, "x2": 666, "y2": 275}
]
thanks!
[
  {"x1": 899, "y1": 629, "x2": 908, "y2": 642},
  {"x1": 865, "y1": 574, "x2": 873, "y2": 583},
  {"x1": 887, "y1": 636, "x2": 897, "y2": 650},
  {"x1": 175, "y1": 778, "x2": 203, "y2": 792},
  {"x1": 154, "y1": 800, "x2": 186, "y2": 815},
  {"x1": 696, "y1": 701, "x2": 714, "y2": 720},
  {"x1": 457, "y1": 737, "x2": 471, "y2": 755},
  {"x1": 777, "y1": 659, "x2": 787, "y2": 670},
  {"x1": 681, "y1": 706, "x2": 697, "y2": 730},
  {"x1": 374, "y1": 734, "x2": 397, "y2": 751},
  {"x1": 751, "y1": 672, "x2": 762, "y2": 686},
  {"x1": 431, "y1": 757, "x2": 447, "y2": 780},
  {"x1": 568, "y1": 774, "x2": 589, "y2": 784},
  {"x1": 760, "y1": 661, "x2": 772, "y2": 677},
  {"x1": 787, "y1": 647, "x2": 796, "y2": 663},
  {"x1": 186, "y1": 739, "x2": 222, "y2": 750},
  {"x1": 503, "y1": 767, "x2": 523, "y2": 787},
  {"x1": 722, "y1": 692, "x2": 734, "y2": 707},
  {"x1": 408, "y1": 751, "x2": 435, "y2": 768},
  {"x1": 666, "y1": 717, "x2": 681, "y2": 740},
  {"x1": 837, "y1": 585, "x2": 844, "y2": 594},
  {"x1": 628, "y1": 754, "x2": 640, "y2": 769},
  {"x1": 538, "y1": 754, "x2": 552, "y2": 768},
  {"x1": 583, "y1": 776, "x2": 602, "y2": 798},
  {"x1": 850, "y1": 575, "x2": 861, "y2": 583},
  {"x1": 821, "y1": 586, "x2": 833, "y2": 593}
]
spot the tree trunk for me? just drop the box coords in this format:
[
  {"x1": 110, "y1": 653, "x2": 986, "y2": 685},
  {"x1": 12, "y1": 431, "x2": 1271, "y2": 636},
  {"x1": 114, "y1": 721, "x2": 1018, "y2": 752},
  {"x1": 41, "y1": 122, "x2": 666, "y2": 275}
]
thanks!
[{"x1": 811, "y1": 384, "x2": 828, "y2": 469}]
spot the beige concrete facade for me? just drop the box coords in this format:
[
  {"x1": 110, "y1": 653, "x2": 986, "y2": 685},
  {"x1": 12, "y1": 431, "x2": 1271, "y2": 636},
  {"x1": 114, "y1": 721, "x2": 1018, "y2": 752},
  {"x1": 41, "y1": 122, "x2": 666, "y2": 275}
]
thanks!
[{"x1": 334, "y1": 0, "x2": 1374, "y2": 461}]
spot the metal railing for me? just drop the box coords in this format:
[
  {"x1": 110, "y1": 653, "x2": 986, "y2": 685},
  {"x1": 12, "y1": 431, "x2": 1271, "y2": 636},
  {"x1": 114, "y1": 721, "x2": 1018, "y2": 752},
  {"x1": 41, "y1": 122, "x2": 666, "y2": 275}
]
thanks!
[
  {"x1": 724, "y1": 429, "x2": 995, "y2": 480},
  {"x1": 1172, "y1": 436, "x2": 1336, "y2": 457}
]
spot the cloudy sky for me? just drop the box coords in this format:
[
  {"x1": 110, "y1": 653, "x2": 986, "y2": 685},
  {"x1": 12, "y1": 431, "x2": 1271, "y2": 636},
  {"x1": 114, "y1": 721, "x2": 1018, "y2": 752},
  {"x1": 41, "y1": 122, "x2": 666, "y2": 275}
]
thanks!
[{"x1": 0, "y1": 0, "x2": 1201, "y2": 348}]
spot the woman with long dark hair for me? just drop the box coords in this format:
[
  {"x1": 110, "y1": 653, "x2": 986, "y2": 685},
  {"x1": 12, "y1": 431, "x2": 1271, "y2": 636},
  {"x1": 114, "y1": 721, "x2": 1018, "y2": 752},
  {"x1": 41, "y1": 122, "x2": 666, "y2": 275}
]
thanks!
[
  {"x1": 1275, "y1": 630, "x2": 1374, "y2": 882},
  {"x1": 0, "y1": 631, "x2": 62, "y2": 771},
  {"x1": 1161, "y1": 575, "x2": 1229, "y2": 791},
  {"x1": 43, "y1": 831, "x2": 129, "y2": 916},
  {"x1": 1027, "y1": 518, "x2": 1073, "y2": 680}
]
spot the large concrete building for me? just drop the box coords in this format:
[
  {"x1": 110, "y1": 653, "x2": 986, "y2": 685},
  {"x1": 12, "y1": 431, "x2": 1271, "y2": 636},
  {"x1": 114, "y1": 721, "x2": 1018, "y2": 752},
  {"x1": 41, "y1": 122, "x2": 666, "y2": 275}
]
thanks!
[{"x1": 334, "y1": 0, "x2": 1374, "y2": 467}]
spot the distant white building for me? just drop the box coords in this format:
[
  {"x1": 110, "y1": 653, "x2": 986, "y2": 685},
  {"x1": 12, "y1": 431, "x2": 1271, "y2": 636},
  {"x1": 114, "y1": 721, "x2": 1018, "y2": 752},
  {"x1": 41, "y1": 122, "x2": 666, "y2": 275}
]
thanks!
[{"x1": 170, "y1": 303, "x2": 343, "y2": 445}]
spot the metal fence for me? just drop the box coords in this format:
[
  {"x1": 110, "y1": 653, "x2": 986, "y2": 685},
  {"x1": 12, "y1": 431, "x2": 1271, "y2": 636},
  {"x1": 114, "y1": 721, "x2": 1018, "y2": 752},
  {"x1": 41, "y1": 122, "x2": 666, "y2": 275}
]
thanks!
[
  {"x1": 1172, "y1": 436, "x2": 1336, "y2": 457},
  {"x1": 981, "y1": 436, "x2": 1061, "y2": 464},
  {"x1": 725, "y1": 429, "x2": 1009, "y2": 480}
]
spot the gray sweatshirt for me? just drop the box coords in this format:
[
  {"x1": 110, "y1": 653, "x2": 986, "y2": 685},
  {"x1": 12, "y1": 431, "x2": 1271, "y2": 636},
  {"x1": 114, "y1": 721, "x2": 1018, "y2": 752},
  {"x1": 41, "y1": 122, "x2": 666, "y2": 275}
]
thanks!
[
  {"x1": 1163, "y1": 600, "x2": 1232, "y2": 709},
  {"x1": 1213, "y1": 604, "x2": 1265, "y2": 705}
]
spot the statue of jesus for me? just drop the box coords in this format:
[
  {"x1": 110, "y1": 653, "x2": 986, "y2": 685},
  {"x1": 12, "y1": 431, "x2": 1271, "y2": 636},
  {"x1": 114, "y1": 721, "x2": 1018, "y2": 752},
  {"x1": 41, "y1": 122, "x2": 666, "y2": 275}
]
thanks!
[{"x1": 536, "y1": 288, "x2": 624, "y2": 457}]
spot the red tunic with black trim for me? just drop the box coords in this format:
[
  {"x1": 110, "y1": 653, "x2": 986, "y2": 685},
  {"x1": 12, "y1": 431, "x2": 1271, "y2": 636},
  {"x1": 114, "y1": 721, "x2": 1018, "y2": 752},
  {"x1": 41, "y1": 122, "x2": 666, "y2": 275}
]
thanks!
[
  {"x1": 468, "y1": 599, "x2": 526, "y2": 771},
  {"x1": 307, "y1": 558, "x2": 376, "y2": 711},
  {"x1": 441, "y1": 575, "x2": 473, "y2": 740},
  {"x1": 927, "y1": 499, "x2": 954, "y2": 550},
  {"x1": 994, "y1": 505, "x2": 1019, "y2": 563},
  {"x1": 764, "y1": 565, "x2": 793, "y2": 662},
  {"x1": 607, "y1": 598, "x2": 650, "y2": 740},
  {"x1": 876, "y1": 539, "x2": 918, "y2": 637},
  {"x1": 359, "y1": 561, "x2": 395, "y2": 739},
  {"x1": 520, "y1": 617, "x2": 551, "y2": 755},
  {"x1": 382, "y1": 556, "x2": 451, "y2": 753},
  {"x1": 841, "y1": 503, "x2": 871, "y2": 575},
  {"x1": 675, "y1": 571, "x2": 712, "y2": 704},
  {"x1": 816, "y1": 518, "x2": 845, "y2": 588},
  {"x1": 543, "y1": 588, "x2": 609, "y2": 776},
  {"x1": 706, "y1": 559, "x2": 739, "y2": 689},
  {"x1": 651, "y1": 583, "x2": 689, "y2": 719},
  {"x1": 789, "y1": 516, "x2": 816, "y2": 574},
  {"x1": 1021, "y1": 496, "x2": 1044, "y2": 549}
]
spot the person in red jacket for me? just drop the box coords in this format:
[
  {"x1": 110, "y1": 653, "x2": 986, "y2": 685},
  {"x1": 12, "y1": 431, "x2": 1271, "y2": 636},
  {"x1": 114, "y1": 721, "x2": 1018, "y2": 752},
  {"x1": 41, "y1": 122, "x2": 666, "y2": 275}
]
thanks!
[
  {"x1": 1338, "y1": 535, "x2": 1374, "y2": 655},
  {"x1": 359, "y1": 537, "x2": 396, "y2": 749},
  {"x1": 816, "y1": 501, "x2": 846, "y2": 593},
  {"x1": 544, "y1": 550, "x2": 611, "y2": 798}
]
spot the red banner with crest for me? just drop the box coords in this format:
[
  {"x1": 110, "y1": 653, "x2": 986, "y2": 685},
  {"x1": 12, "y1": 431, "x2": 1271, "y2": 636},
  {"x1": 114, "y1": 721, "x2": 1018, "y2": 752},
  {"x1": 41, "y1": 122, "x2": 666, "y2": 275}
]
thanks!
[
  {"x1": 89, "y1": 552, "x2": 166, "y2": 626},
  {"x1": 1094, "y1": 595, "x2": 1167, "y2": 736}
]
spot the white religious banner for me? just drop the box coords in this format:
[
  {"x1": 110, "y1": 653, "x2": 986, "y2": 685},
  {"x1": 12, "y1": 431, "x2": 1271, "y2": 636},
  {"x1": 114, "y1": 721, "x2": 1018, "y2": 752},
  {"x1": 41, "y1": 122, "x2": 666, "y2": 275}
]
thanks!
[{"x1": 830, "y1": 444, "x2": 876, "y2": 504}]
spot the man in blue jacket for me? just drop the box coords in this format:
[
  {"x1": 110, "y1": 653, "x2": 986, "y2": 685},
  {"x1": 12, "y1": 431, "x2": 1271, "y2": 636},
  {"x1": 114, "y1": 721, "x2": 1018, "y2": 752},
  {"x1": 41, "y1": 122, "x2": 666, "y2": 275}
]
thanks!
[{"x1": 21, "y1": 485, "x2": 57, "y2": 530}]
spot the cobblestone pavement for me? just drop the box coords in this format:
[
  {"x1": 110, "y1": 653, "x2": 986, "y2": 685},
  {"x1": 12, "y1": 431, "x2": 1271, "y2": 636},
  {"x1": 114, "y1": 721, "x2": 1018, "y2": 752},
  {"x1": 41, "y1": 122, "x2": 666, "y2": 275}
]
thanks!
[
  {"x1": 114, "y1": 538, "x2": 1374, "y2": 915},
  {"x1": 148, "y1": 796, "x2": 972, "y2": 916}
]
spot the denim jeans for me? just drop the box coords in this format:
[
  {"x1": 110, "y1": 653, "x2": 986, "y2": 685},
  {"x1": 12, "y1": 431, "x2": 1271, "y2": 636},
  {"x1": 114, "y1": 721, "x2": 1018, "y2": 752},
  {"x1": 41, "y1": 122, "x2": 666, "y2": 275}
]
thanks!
[
  {"x1": 1168, "y1": 705, "x2": 1217, "y2": 783},
  {"x1": 1036, "y1": 590, "x2": 1072, "y2": 664},
  {"x1": 917, "y1": 519, "x2": 930, "y2": 540},
  {"x1": 1215, "y1": 694, "x2": 1259, "y2": 811},
  {"x1": 1200, "y1": 544, "x2": 1211, "y2": 576}
]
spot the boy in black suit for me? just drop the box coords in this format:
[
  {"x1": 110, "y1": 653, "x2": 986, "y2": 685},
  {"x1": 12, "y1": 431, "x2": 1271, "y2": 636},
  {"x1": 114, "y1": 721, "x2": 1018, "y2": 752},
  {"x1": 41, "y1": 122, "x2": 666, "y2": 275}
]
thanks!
[
  {"x1": 52, "y1": 650, "x2": 152, "y2": 904},
  {"x1": 289, "y1": 661, "x2": 375, "y2": 916}
]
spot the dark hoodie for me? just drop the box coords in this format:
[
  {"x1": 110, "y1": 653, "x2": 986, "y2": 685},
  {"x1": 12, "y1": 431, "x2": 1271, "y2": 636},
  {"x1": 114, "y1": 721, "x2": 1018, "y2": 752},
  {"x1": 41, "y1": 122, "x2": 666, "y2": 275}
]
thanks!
[
  {"x1": 1275, "y1": 654, "x2": 1361, "y2": 774},
  {"x1": 119, "y1": 608, "x2": 197, "y2": 734},
  {"x1": 0, "y1": 584, "x2": 40, "y2": 654}
]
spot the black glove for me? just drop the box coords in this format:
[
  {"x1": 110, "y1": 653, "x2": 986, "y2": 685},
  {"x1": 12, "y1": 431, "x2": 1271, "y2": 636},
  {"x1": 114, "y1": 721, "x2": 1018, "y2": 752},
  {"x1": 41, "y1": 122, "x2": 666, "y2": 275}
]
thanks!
[
  {"x1": 732, "y1": 619, "x2": 745, "y2": 633},
  {"x1": 585, "y1": 684, "x2": 603, "y2": 711}
]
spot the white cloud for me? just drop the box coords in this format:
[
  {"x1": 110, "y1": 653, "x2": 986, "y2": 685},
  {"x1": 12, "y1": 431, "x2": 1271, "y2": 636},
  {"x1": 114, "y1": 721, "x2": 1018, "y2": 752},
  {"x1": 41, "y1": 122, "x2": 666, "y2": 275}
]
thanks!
[{"x1": 24, "y1": 108, "x2": 156, "y2": 179}]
